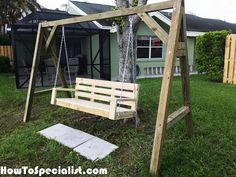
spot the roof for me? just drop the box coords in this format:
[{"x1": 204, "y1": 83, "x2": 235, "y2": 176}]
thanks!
[
  {"x1": 161, "y1": 12, "x2": 236, "y2": 34},
  {"x1": 71, "y1": 1, "x2": 113, "y2": 14},
  {"x1": 15, "y1": 8, "x2": 99, "y2": 30},
  {"x1": 70, "y1": 1, "x2": 236, "y2": 33},
  {"x1": 186, "y1": 14, "x2": 236, "y2": 33},
  {"x1": 70, "y1": 1, "x2": 114, "y2": 26}
]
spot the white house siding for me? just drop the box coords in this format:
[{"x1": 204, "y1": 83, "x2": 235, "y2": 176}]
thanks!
[{"x1": 110, "y1": 22, "x2": 196, "y2": 80}]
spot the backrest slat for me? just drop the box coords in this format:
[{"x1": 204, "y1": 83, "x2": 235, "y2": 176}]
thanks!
[
  {"x1": 76, "y1": 85, "x2": 135, "y2": 98},
  {"x1": 75, "y1": 92, "x2": 111, "y2": 102},
  {"x1": 76, "y1": 78, "x2": 138, "y2": 91},
  {"x1": 75, "y1": 78, "x2": 139, "y2": 107}
]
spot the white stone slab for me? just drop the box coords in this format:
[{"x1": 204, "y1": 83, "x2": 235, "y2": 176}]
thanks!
[
  {"x1": 39, "y1": 123, "x2": 118, "y2": 161},
  {"x1": 39, "y1": 123, "x2": 93, "y2": 148},
  {"x1": 39, "y1": 123, "x2": 73, "y2": 139},
  {"x1": 73, "y1": 137, "x2": 118, "y2": 161},
  {"x1": 54, "y1": 130, "x2": 93, "y2": 148}
]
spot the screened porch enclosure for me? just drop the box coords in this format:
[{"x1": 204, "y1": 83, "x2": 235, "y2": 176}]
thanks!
[{"x1": 12, "y1": 10, "x2": 111, "y2": 89}]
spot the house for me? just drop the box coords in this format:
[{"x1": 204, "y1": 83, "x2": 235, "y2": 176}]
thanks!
[
  {"x1": 67, "y1": 1, "x2": 236, "y2": 80},
  {"x1": 12, "y1": 1, "x2": 236, "y2": 88}
]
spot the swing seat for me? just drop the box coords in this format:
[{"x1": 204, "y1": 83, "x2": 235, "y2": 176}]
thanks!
[{"x1": 51, "y1": 78, "x2": 139, "y2": 120}]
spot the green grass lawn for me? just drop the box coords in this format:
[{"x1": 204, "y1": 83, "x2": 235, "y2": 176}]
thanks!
[{"x1": 0, "y1": 74, "x2": 235, "y2": 177}]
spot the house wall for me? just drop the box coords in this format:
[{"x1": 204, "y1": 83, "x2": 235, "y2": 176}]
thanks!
[
  {"x1": 110, "y1": 22, "x2": 196, "y2": 80},
  {"x1": 187, "y1": 37, "x2": 195, "y2": 70},
  {"x1": 110, "y1": 34, "x2": 119, "y2": 80}
]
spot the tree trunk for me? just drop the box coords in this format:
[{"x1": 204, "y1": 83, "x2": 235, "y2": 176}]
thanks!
[{"x1": 116, "y1": 0, "x2": 148, "y2": 83}]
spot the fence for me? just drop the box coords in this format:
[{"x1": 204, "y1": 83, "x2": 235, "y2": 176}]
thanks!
[
  {"x1": 223, "y1": 34, "x2": 236, "y2": 84},
  {"x1": 0, "y1": 45, "x2": 13, "y2": 65}
]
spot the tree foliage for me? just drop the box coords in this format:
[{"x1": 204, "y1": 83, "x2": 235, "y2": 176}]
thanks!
[
  {"x1": 0, "y1": 0, "x2": 40, "y2": 26},
  {"x1": 0, "y1": 34, "x2": 11, "y2": 45},
  {"x1": 195, "y1": 30, "x2": 231, "y2": 82}
]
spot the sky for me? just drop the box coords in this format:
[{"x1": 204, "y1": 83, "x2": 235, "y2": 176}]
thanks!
[{"x1": 37, "y1": 0, "x2": 236, "y2": 23}]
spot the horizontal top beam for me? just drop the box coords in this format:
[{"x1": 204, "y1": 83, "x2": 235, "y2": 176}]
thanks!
[{"x1": 41, "y1": 0, "x2": 174, "y2": 28}]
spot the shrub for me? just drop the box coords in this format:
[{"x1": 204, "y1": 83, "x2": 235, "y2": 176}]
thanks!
[
  {"x1": 195, "y1": 30, "x2": 231, "y2": 82},
  {"x1": 0, "y1": 56, "x2": 10, "y2": 73},
  {"x1": 0, "y1": 34, "x2": 11, "y2": 45}
]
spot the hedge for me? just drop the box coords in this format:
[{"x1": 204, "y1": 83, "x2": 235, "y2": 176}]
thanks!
[
  {"x1": 195, "y1": 30, "x2": 231, "y2": 82},
  {"x1": 0, "y1": 56, "x2": 11, "y2": 73},
  {"x1": 0, "y1": 34, "x2": 11, "y2": 45}
]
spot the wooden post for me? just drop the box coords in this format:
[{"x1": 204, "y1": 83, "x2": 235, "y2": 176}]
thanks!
[
  {"x1": 150, "y1": 0, "x2": 184, "y2": 175},
  {"x1": 51, "y1": 88, "x2": 57, "y2": 105},
  {"x1": 179, "y1": 2, "x2": 193, "y2": 136},
  {"x1": 23, "y1": 24, "x2": 44, "y2": 122},
  {"x1": 223, "y1": 35, "x2": 236, "y2": 84},
  {"x1": 223, "y1": 35, "x2": 231, "y2": 83}
]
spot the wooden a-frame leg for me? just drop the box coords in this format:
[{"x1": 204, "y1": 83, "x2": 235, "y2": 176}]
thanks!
[
  {"x1": 179, "y1": 8, "x2": 193, "y2": 136},
  {"x1": 23, "y1": 24, "x2": 44, "y2": 122},
  {"x1": 150, "y1": 0, "x2": 184, "y2": 175},
  {"x1": 180, "y1": 58, "x2": 193, "y2": 135}
]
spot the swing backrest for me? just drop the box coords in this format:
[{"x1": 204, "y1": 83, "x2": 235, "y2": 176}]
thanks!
[{"x1": 75, "y1": 78, "x2": 139, "y2": 108}]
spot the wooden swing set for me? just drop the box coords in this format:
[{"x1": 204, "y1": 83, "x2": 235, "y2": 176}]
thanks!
[{"x1": 23, "y1": 0, "x2": 193, "y2": 175}]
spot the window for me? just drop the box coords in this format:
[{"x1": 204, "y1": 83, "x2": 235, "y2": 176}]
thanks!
[{"x1": 137, "y1": 36, "x2": 163, "y2": 59}]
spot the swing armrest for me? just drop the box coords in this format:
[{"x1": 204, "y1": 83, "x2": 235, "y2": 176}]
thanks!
[
  {"x1": 116, "y1": 98, "x2": 137, "y2": 112},
  {"x1": 51, "y1": 88, "x2": 77, "y2": 105},
  {"x1": 109, "y1": 98, "x2": 137, "y2": 118},
  {"x1": 114, "y1": 98, "x2": 137, "y2": 102},
  {"x1": 53, "y1": 87, "x2": 77, "y2": 92},
  {"x1": 110, "y1": 98, "x2": 137, "y2": 108}
]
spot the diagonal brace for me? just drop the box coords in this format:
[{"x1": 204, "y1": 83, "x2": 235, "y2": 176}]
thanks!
[
  {"x1": 45, "y1": 25, "x2": 58, "y2": 52},
  {"x1": 138, "y1": 12, "x2": 169, "y2": 45}
]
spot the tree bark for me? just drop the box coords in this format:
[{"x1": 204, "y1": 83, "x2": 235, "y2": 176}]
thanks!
[{"x1": 116, "y1": 0, "x2": 148, "y2": 83}]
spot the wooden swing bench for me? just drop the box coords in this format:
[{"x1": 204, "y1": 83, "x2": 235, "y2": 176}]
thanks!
[{"x1": 51, "y1": 78, "x2": 139, "y2": 120}]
